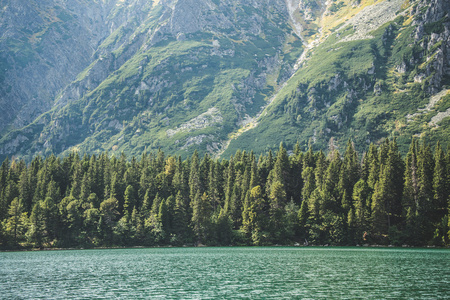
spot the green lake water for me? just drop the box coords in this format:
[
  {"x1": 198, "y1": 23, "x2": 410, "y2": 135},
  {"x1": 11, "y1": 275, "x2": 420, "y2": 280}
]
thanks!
[{"x1": 1, "y1": 247, "x2": 449, "y2": 299}]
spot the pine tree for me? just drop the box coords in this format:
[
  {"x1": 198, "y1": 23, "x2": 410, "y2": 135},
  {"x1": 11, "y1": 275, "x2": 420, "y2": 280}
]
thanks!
[
  {"x1": 269, "y1": 181, "x2": 287, "y2": 243},
  {"x1": 173, "y1": 191, "x2": 189, "y2": 243},
  {"x1": 307, "y1": 188, "x2": 322, "y2": 225},
  {"x1": 403, "y1": 139, "x2": 419, "y2": 220},
  {"x1": 366, "y1": 144, "x2": 379, "y2": 189},
  {"x1": 151, "y1": 193, "x2": 162, "y2": 217},
  {"x1": 191, "y1": 192, "x2": 212, "y2": 244},
  {"x1": 303, "y1": 146, "x2": 315, "y2": 169},
  {"x1": 258, "y1": 150, "x2": 273, "y2": 189},
  {"x1": 215, "y1": 208, "x2": 233, "y2": 245},
  {"x1": 124, "y1": 156, "x2": 140, "y2": 189},
  {"x1": 243, "y1": 186, "x2": 268, "y2": 245},
  {"x1": 99, "y1": 197, "x2": 119, "y2": 244},
  {"x1": 207, "y1": 162, "x2": 220, "y2": 211},
  {"x1": 4, "y1": 198, "x2": 28, "y2": 245},
  {"x1": 3, "y1": 180, "x2": 19, "y2": 218},
  {"x1": 353, "y1": 179, "x2": 371, "y2": 229},
  {"x1": 0, "y1": 158, "x2": 10, "y2": 195},
  {"x1": 172, "y1": 156, "x2": 188, "y2": 198},
  {"x1": 199, "y1": 153, "x2": 211, "y2": 193},
  {"x1": 141, "y1": 189, "x2": 152, "y2": 221},
  {"x1": 69, "y1": 159, "x2": 83, "y2": 200},
  {"x1": 18, "y1": 168, "x2": 33, "y2": 214},
  {"x1": 314, "y1": 151, "x2": 327, "y2": 192},
  {"x1": 384, "y1": 139, "x2": 404, "y2": 227},
  {"x1": 139, "y1": 164, "x2": 156, "y2": 205},
  {"x1": 230, "y1": 175, "x2": 243, "y2": 229},
  {"x1": 321, "y1": 149, "x2": 341, "y2": 215},
  {"x1": 123, "y1": 185, "x2": 136, "y2": 218},
  {"x1": 158, "y1": 197, "x2": 170, "y2": 240},
  {"x1": 27, "y1": 201, "x2": 45, "y2": 247},
  {"x1": 241, "y1": 190, "x2": 252, "y2": 239},
  {"x1": 249, "y1": 153, "x2": 260, "y2": 189},
  {"x1": 417, "y1": 142, "x2": 435, "y2": 240},
  {"x1": 42, "y1": 180, "x2": 60, "y2": 240},
  {"x1": 223, "y1": 156, "x2": 235, "y2": 214},
  {"x1": 289, "y1": 146, "x2": 303, "y2": 204},
  {"x1": 164, "y1": 156, "x2": 177, "y2": 189},
  {"x1": 338, "y1": 140, "x2": 360, "y2": 214},
  {"x1": 79, "y1": 173, "x2": 92, "y2": 203},
  {"x1": 371, "y1": 179, "x2": 387, "y2": 238},
  {"x1": 189, "y1": 151, "x2": 201, "y2": 206},
  {"x1": 240, "y1": 168, "x2": 251, "y2": 211},
  {"x1": 301, "y1": 166, "x2": 315, "y2": 202},
  {"x1": 432, "y1": 142, "x2": 448, "y2": 221},
  {"x1": 272, "y1": 143, "x2": 290, "y2": 188},
  {"x1": 298, "y1": 198, "x2": 309, "y2": 239}
]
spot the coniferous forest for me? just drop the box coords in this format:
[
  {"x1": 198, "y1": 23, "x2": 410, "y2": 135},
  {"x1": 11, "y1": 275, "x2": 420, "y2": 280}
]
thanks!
[{"x1": 1, "y1": 138, "x2": 449, "y2": 250}]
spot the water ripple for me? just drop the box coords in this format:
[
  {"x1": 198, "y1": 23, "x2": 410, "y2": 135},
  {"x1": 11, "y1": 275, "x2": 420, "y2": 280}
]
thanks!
[{"x1": 1, "y1": 247, "x2": 449, "y2": 299}]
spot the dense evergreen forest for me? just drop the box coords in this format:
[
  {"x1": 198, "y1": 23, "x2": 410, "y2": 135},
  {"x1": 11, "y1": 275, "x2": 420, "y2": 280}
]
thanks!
[{"x1": 1, "y1": 138, "x2": 449, "y2": 249}]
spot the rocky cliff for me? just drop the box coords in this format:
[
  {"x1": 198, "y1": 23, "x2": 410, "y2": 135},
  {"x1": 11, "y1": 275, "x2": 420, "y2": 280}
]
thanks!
[
  {"x1": 0, "y1": 0, "x2": 302, "y2": 160},
  {"x1": 0, "y1": 0, "x2": 118, "y2": 132},
  {"x1": 225, "y1": 0, "x2": 450, "y2": 155}
]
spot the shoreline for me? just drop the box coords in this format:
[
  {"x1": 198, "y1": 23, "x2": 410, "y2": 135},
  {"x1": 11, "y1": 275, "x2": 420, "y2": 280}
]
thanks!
[{"x1": 2, "y1": 244, "x2": 449, "y2": 253}]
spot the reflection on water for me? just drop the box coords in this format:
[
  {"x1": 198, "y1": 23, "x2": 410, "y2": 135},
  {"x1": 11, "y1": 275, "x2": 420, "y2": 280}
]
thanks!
[{"x1": 1, "y1": 247, "x2": 449, "y2": 299}]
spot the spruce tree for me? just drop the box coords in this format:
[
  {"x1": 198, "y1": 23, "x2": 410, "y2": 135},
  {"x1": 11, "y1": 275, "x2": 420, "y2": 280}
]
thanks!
[
  {"x1": 268, "y1": 180, "x2": 287, "y2": 243},
  {"x1": 298, "y1": 198, "x2": 309, "y2": 240},
  {"x1": 417, "y1": 142, "x2": 435, "y2": 240},
  {"x1": 123, "y1": 185, "x2": 136, "y2": 218},
  {"x1": 338, "y1": 140, "x2": 360, "y2": 214},
  {"x1": 223, "y1": 156, "x2": 235, "y2": 214},
  {"x1": 371, "y1": 179, "x2": 387, "y2": 239},
  {"x1": 353, "y1": 179, "x2": 371, "y2": 229},
  {"x1": 384, "y1": 139, "x2": 404, "y2": 227},
  {"x1": 207, "y1": 162, "x2": 220, "y2": 211},
  {"x1": 189, "y1": 151, "x2": 201, "y2": 206},
  {"x1": 403, "y1": 139, "x2": 419, "y2": 220},
  {"x1": 173, "y1": 191, "x2": 189, "y2": 243},
  {"x1": 191, "y1": 192, "x2": 212, "y2": 244},
  {"x1": 4, "y1": 198, "x2": 28, "y2": 245},
  {"x1": 243, "y1": 186, "x2": 268, "y2": 245},
  {"x1": 321, "y1": 149, "x2": 341, "y2": 215},
  {"x1": 18, "y1": 168, "x2": 33, "y2": 214},
  {"x1": 27, "y1": 201, "x2": 46, "y2": 247},
  {"x1": 366, "y1": 144, "x2": 379, "y2": 189},
  {"x1": 301, "y1": 167, "x2": 315, "y2": 202},
  {"x1": 432, "y1": 142, "x2": 448, "y2": 221}
]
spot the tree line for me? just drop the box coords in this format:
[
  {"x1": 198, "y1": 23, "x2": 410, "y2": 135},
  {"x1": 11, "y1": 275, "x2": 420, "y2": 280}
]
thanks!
[{"x1": 0, "y1": 138, "x2": 449, "y2": 249}]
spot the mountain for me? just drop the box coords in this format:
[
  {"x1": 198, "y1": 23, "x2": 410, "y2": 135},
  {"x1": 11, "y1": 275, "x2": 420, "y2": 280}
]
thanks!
[
  {"x1": 0, "y1": 0, "x2": 449, "y2": 161},
  {"x1": 0, "y1": 0, "x2": 116, "y2": 132},
  {"x1": 225, "y1": 0, "x2": 450, "y2": 156}
]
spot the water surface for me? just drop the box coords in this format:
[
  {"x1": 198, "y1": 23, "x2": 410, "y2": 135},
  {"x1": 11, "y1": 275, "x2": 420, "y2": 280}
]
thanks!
[{"x1": 1, "y1": 247, "x2": 449, "y2": 299}]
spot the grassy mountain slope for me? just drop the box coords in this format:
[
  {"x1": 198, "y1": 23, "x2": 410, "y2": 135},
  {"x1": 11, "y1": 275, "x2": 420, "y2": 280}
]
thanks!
[
  {"x1": 0, "y1": 0, "x2": 302, "y2": 161},
  {"x1": 224, "y1": 0, "x2": 450, "y2": 156},
  {"x1": 0, "y1": 0, "x2": 449, "y2": 161}
]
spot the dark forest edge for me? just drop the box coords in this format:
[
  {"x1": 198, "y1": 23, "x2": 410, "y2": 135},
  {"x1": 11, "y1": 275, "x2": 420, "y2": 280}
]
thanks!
[{"x1": 1, "y1": 138, "x2": 449, "y2": 250}]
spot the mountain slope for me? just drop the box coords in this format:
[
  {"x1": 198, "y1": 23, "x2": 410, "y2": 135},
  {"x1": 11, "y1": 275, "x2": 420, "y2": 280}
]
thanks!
[
  {"x1": 225, "y1": 0, "x2": 450, "y2": 155},
  {"x1": 0, "y1": 0, "x2": 449, "y2": 161},
  {"x1": 0, "y1": 0, "x2": 302, "y2": 160},
  {"x1": 0, "y1": 0, "x2": 120, "y2": 133}
]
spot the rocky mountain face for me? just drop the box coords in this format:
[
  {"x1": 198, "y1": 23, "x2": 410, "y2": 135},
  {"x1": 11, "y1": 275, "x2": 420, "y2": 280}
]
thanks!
[
  {"x1": 0, "y1": 0, "x2": 449, "y2": 161},
  {"x1": 0, "y1": 0, "x2": 115, "y2": 132},
  {"x1": 225, "y1": 0, "x2": 450, "y2": 155},
  {"x1": 0, "y1": 0, "x2": 301, "y2": 160}
]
